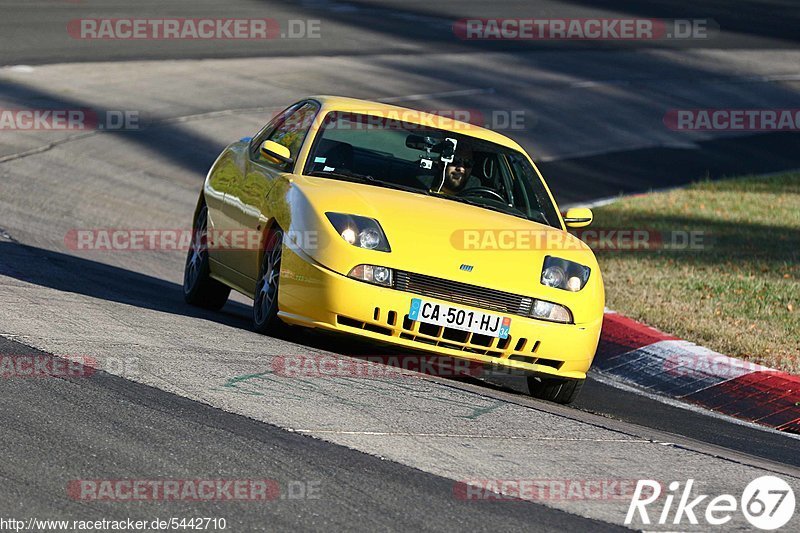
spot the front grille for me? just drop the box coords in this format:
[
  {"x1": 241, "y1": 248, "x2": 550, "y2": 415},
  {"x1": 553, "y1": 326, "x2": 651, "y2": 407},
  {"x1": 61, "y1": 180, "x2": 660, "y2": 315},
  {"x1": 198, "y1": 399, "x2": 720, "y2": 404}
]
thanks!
[{"x1": 394, "y1": 270, "x2": 533, "y2": 317}]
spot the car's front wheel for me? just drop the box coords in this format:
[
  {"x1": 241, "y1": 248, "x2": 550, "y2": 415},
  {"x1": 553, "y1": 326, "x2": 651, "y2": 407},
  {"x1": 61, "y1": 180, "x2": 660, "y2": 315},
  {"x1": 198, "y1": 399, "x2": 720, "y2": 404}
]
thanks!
[
  {"x1": 183, "y1": 205, "x2": 231, "y2": 310},
  {"x1": 253, "y1": 228, "x2": 285, "y2": 335},
  {"x1": 527, "y1": 375, "x2": 585, "y2": 404}
]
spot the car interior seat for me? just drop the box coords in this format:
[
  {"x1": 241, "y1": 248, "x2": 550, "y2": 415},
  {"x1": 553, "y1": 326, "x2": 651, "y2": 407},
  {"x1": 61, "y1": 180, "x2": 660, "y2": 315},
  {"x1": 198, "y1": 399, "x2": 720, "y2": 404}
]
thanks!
[{"x1": 312, "y1": 139, "x2": 354, "y2": 171}]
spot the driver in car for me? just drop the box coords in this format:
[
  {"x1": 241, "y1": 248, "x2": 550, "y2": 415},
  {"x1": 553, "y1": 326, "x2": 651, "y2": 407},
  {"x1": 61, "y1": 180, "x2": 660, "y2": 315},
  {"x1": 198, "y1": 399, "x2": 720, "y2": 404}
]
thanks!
[{"x1": 437, "y1": 148, "x2": 475, "y2": 195}]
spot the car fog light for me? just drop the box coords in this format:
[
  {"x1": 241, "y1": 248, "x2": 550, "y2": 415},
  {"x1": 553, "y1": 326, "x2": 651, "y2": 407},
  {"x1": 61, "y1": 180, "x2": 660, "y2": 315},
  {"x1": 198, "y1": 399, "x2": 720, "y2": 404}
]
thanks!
[{"x1": 373, "y1": 266, "x2": 392, "y2": 284}]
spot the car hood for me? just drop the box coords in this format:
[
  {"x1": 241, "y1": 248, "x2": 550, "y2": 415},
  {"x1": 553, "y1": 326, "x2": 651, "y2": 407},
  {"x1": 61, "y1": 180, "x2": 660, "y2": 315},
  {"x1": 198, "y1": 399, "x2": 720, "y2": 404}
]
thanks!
[{"x1": 286, "y1": 175, "x2": 599, "y2": 302}]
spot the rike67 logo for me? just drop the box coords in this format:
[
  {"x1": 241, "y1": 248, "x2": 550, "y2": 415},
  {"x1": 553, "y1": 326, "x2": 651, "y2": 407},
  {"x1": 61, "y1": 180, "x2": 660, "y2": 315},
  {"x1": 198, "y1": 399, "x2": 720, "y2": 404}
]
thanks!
[{"x1": 626, "y1": 476, "x2": 796, "y2": 530}]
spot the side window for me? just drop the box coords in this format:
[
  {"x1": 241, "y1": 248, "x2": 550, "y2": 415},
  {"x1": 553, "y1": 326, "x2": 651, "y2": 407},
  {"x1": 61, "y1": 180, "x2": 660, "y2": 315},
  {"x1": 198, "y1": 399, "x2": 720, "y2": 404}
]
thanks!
[
  {"x1": 252, "y1": 102, "x2": 319, "y2": 170},
  {"x1": 250, "y1": 103, "x2": 300, "y2": 157}
]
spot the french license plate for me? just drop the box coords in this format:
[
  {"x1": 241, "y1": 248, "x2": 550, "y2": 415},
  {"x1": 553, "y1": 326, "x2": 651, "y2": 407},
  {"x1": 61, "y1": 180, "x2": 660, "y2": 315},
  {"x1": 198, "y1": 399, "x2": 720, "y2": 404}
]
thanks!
[{"x1": 408, "y1": 298, "x2": 510, "y2": 339}]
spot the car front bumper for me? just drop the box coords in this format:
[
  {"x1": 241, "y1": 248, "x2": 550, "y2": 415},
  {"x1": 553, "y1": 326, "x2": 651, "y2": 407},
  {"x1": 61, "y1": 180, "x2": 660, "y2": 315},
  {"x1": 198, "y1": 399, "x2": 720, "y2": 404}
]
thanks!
[{"x1": 277, "y1": 246, "x2": 602, "y2": 380}]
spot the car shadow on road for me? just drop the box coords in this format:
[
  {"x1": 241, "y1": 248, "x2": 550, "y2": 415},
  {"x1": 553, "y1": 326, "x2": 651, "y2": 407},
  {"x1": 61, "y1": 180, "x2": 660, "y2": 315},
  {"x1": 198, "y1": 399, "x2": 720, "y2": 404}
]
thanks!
[
  {"x1": 0, "y1": 241, "x2": 252, "y2": 330},
  {"x1": 0, "y1": 240, "x2": 520, "y2": 389},
  {"x1": 0, "y1": 240, "x2": 424, "y2": 355},
  {"x1": 0, "y1": 78, "x2": 224, "y2": 176}
]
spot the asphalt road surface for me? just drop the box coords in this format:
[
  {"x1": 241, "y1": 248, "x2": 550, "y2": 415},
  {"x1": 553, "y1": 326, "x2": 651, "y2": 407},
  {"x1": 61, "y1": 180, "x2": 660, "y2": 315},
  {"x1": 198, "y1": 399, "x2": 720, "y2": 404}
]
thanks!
[{"x1": 1, "y1": 1, "x2": 799, "y2": 531}]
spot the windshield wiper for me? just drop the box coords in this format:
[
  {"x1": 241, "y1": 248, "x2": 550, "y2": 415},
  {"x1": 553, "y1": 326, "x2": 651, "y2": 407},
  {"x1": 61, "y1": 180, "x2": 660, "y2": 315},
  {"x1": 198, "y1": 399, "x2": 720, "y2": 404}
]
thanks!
[
  {"x1": 307, "y1": 169, "x2": 430, "y2": 196},
  {"x1": 430, "y1": 192, "x2": 531, "y2": 221},
  {"x1": 309, "y1": 168, "x2": 374, "y2": 181}
]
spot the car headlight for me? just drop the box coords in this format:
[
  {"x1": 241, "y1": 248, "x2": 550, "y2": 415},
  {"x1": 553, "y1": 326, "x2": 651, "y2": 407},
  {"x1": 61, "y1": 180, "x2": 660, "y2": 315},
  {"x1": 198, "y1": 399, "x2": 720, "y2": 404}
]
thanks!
[
  {"x1": 326, "y1": 213, "x2": 391, "y2": 252},
  {"x1": 540, "y1": 256, "x2": 591, "y2": 292},
  {"x1": 348, "y1": 264, "x2": 393, "y2": 287}
]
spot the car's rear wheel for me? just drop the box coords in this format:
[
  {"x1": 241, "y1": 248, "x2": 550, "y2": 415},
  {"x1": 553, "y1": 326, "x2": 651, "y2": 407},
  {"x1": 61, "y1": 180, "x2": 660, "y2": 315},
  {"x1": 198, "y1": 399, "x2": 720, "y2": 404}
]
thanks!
[
  {"x1": 253, "y1": 228, "x2": 285, "y2": 335},
  {"x1": 526, "y1": 375, "x2": 585, "y2": 404},
  {"x1": 183, "y1": 205, "x2": 231, "y2": 310}
]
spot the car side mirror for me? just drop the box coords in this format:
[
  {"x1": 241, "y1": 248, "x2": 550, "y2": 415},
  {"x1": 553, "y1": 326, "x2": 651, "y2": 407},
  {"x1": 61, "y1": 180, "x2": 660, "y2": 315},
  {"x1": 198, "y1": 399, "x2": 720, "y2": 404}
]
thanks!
[
  {"x1": 260, "y1": 140, "x2": 293, "y2": 165},
  {"x1": 563, "y1": 207, "x2": 593, "y2": 228}
]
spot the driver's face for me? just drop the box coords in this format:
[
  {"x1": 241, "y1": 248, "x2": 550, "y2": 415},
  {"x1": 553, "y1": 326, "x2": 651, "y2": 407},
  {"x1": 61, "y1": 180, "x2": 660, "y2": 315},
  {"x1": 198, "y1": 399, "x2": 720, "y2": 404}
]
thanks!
[{"x1": 444, "y1": 156, "x2": 472, "y2": 191}]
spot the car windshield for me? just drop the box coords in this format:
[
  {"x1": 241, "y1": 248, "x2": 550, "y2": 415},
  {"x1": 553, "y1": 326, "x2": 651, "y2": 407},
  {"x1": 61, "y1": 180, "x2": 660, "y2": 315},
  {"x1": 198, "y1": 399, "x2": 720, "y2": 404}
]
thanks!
[{"x1": 303, "y1": 111, "x2": 561, "y2": 228}]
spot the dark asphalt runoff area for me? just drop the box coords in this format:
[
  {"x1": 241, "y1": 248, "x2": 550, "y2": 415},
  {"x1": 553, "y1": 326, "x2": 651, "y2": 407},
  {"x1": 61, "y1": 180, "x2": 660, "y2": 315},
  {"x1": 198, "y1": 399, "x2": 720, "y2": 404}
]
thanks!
[{"x1": 0, "y1": 337, "x2": 622, "y2": 532}]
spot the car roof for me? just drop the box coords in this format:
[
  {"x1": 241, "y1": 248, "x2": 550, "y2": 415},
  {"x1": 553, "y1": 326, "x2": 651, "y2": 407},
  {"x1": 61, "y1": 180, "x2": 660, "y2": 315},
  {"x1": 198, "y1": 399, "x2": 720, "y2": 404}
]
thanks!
[{"x1": 306, "y1": 95, "x2": 527, "y2": 153}]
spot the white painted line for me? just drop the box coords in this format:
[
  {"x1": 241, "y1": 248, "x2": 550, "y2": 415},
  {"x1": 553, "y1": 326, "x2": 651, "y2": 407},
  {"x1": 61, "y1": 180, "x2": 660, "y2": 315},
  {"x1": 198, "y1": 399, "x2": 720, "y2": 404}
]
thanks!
[
  {"x1": 746, "y1": 73, "x2": 800, "y2": 82},
  {"x1": 377, "y1": 87, "x2": 495, "y2": 103},
  {"x1": 4, "y1": 65, "x2": 35, "y2": 73},
  {"x1": 570, "y1": 80, "x2": 631, "y2": 88},
  {"x1": 293, "y1": 430, "x2": 645, "y2": 441},
  {"x1": 569, "y1": 73, "x2": 800, "y2": 89},
  {"x1": 562, "y1": 196, "x2": 622, "y2": 211}
]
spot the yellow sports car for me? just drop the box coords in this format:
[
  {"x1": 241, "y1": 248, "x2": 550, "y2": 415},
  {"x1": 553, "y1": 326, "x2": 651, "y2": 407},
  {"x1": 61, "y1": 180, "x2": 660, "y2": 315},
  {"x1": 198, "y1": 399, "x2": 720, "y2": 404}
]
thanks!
[{"x1": 184, "y1": 96, "x2": 603, "y2": 404}]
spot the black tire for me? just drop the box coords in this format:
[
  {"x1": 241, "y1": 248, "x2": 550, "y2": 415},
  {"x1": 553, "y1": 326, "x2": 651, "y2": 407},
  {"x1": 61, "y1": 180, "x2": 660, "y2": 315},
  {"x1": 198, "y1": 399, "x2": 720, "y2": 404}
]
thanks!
[
  {"x1": 253, "y1": 228, "x2": 285, "y2": 335},
  {"x1": 183, "y1": 205, "x2": 231, "y2": 310},
  {"x1": 526, "y1": 375, "x2": 585, "y2": 404}
]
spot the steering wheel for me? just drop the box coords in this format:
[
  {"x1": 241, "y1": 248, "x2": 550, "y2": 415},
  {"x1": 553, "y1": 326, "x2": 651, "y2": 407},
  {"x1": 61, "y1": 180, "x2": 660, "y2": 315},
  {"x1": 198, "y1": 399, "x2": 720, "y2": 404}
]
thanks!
[{"x1": 458, "y1": 187, "x2": 506, "y2": 202}]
